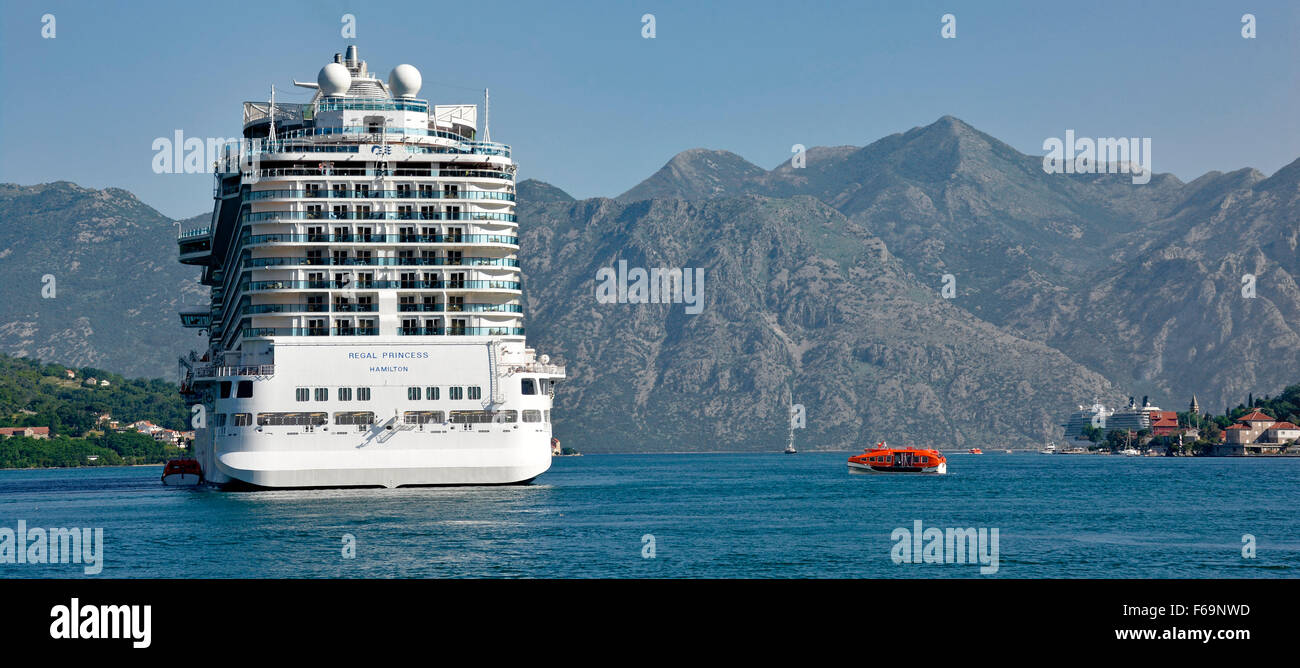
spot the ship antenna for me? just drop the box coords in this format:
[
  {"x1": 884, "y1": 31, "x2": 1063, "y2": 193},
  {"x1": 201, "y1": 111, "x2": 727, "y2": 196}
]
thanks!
[
  {"x1": 268, "y1": 85, "x2": 276, "y2": 148},
  {"x1": 483, "y1": 88, "x2": 491, "y2": 142}
]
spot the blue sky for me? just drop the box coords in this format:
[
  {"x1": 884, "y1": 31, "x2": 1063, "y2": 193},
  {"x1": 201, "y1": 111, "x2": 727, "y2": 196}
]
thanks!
[{"x1": 1, "y1": 0, "x2": 1297, "y2": 218}]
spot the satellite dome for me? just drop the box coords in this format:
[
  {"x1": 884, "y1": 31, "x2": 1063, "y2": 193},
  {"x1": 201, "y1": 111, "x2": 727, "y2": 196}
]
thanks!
[
  {"x1": 388, "y1": 64, "x2": 422, "y2": 98},
  {"x1": 318, "y1": 62, "x2": 351, "y2": 96}
]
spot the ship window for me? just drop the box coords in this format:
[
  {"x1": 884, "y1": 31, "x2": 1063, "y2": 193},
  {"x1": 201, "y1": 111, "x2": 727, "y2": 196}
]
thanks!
[
  {"x1": 315, "y1": 388, "x2": 328, "y2": 401},
  {"x1": 219, "y1": 381, "x2": 232, "y2": 398},
  {"x1": 357, "y1": 387, "x2": 371, "y2": 401},
  {"x1": 403, "y1": 411, "x2": 445, "y2": 425},
  {"x1": 334, "y1": 411, "x2": 375, "y2": 426},
  {"x1": 258, "y1": 412, "x2": 327, "y2": 426},
  {"x1": 427, "y1": 387, "x2": 439, "y2": 401},
  {"x1": 214, "y1": 414, "x2": 227, "y2": 427},
  {"x1": 237, "y1": 380, "x2": 253, "y2": 398},
  {"x1": 467, "y1": 386, "x2": 482, "y2": 400},
  {"x1": 523, "y1": 410, "x2": 542, "y2": 423},
  {"x1": 295, "y1": 388, "x2": 309, "y2": 402},
  {"x1": 449, "y1": 386, "x2": 464, "y2": 400},
  {"x1": 521, "y1": 379, "x2": 536, "y2": 395},
  {"x1": 233, "y1": 413, "x2": 253, "y2": 427},
  {"x1": 408, "y1": 387, "x2": 421, "y2": 400},
  {"x1": 338, "y1": 387, "x2": 353, "y2": 401}
]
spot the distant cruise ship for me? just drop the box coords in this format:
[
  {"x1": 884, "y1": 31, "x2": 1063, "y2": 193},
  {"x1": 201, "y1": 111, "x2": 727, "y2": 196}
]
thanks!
[{"x1": 176, "y1": 46, "x2": 564, "y2": 488}]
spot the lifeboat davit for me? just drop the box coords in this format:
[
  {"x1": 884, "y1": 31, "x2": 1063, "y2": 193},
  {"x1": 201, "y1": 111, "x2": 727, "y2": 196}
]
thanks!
[
  {"x1": 162, "y1": 459, "x2": 202, "y2": 486},
  {"x1": 848, "y1": 442, "x2": 947, "y2": 475}
]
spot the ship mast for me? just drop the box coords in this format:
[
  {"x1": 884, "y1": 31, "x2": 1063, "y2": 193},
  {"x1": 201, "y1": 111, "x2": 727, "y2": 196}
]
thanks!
[{"x1": 268, "y1": 85, "x2": 276, "y2": 147}]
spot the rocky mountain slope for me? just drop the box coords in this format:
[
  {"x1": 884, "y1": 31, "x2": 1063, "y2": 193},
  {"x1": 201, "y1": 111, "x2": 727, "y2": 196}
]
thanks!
[
  {"x1": 612, "y1": 116, "x2": 1299, "y2": 413},
  {"x1": 520, "y1": 193, "x2": 1119, "y2": 451},
  {"x1": 0, "y1": 182, "x2": 204, "y2": 379}
]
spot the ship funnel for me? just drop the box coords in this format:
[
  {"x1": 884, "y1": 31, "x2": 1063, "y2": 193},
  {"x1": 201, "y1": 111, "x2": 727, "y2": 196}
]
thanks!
[
  {"x1": 345, "y1": 45, "x2": 358, "y2": 66},
  {"x1": 1142, "y1": 395, "x2": 1149, "y2": 408},
  {"x1": 334, "y1": 53, "x2": 342, "y2": 64}
]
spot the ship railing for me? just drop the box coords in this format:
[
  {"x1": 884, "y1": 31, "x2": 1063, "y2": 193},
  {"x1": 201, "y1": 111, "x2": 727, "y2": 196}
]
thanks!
[
  {"x1": 505, "y1": 362, "x2": 566, "y2": 376},
  {"x1": 193, "y1": 364, "x2": 275, "y2": 378}
]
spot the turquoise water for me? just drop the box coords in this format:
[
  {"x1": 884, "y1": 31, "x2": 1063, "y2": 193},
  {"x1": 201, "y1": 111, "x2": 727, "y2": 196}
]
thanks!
[{"x1": 0, "y1": 453, "x2": 1296, "y2": 578}]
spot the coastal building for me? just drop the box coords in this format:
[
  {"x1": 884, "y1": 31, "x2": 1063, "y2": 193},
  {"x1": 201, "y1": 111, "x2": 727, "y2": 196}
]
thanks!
[
  {"x1": 132, "y1": 420, "x2": 163, "y2": 434},
  {"x1": 1214, "y1": 410, "x2": 1298, "y2": 455},
  {"x1": 1149, "y1": 410, "x2": 1179, "y2": 436},
  {"x1": 0, "y1": 427, "x2": 50, "y2": 440}
]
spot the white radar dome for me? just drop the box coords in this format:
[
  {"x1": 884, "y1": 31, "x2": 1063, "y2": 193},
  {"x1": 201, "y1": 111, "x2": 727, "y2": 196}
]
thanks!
[
  {"x1": 388, "y1": 64, "x2": 422, "y2": 98},
  {"x1": 318, "y1": 62, "x2": 351, "y2": 96}
]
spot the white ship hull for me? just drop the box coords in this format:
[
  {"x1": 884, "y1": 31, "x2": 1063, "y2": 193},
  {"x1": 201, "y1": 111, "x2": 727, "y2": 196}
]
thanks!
[{"x1": 189, "y1": 340, "x2": 561, "y2": 489}]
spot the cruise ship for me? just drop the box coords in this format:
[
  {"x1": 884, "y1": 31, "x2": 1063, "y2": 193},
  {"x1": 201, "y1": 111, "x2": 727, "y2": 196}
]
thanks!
[{"x1": 175, "y1": 46, "x2": 564, "y2": 488}]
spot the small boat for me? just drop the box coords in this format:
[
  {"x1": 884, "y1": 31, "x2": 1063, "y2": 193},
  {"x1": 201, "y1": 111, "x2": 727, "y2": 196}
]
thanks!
[
  {"x1": 1003, "y1": 449, "x2": 1014, "y2": 454},
  {"x1": 968, "y1": 448, "x2": 983, "y2": 454},
  {"x1": 848, "y1": 442, "x2": 946, "y2": 475},
  {"x1": 1119, "y1": 447, "x2": 1140, "y2": 457},
  {"x1": 784, "y1": 428, "x2": 797, "y2": 454},
  {"x1": 161, "y1": 459, "x2": 202, "y2": 486},
  {"x1": 1038, "y1": 443, "x2": 1057, "y2": 455}
]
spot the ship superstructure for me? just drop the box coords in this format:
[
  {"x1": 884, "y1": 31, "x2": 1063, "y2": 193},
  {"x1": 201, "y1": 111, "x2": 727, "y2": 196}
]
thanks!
[{"x1": 176, "y1": 46, "x2": 564, "y2": 488}]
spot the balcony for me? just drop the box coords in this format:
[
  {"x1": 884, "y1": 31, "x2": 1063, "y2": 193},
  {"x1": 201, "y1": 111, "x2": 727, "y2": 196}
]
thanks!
[
  {"x1": 398, "y1": 327, "x2": 524, "y2": 336},
  {"x1": 245, "y1": 189, "x2": 515, "y2": 202},
  {"x1": 246, "y1": 279, "x2": 521, "y2": 292},
  {"x1": 179, "y1": 310, "x2": 212, "y2": 328},
  {"x1": 241, "y1": 327, "x2": 379, "y2": 338},
  {"x1": 244, "y1": 233, "x2": 518, "y2": 246},
  {"x1": 244, "y1": 256, "x2": 519, "y2": 268},
  {"x1": 193, "y1": 364, "x2": 275, "y2": 379},
  {"x1": 242, "y1": 210, "x2": 516, "y2": 223},
  {"x1": 397, "y1": 303, "x2": 522, "y2": 313}
]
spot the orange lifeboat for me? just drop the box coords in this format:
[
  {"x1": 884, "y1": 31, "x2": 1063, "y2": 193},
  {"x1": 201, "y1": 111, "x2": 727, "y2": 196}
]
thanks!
[
  {"x1": 848, "y1": 442, "x2": 947, "y2": 475},
  {"x1": 968, "y1": 448, "x2": 983, "y2": 454}
]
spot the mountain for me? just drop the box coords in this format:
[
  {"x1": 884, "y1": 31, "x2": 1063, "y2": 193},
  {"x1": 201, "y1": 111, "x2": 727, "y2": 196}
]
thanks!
[
  {"x1": 617, "y1": 149, "x2": 770, "y2": 202},
  {"x1": 518, "y1": 178, "x2": 574, "y2": 204},
  {"x1": 0, "y1": 182, "x2": 204, "y2": 379},
  {"x1": 608, "y1": 116, "x2": 1297, "y2": 413},
  {"x1": 519, "y1": 194, "x2": 1119, "y2": 451},
  {"x1": 1033, "y1": 159, "x2": 1300, "y2": 408}
]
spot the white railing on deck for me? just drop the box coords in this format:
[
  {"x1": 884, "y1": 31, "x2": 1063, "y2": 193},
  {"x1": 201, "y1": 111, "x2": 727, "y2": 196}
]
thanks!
[
  {"x1": 194, "y1": 364, "x2": 275, "y2": 378},
  {"x1": 505, "y1": 362, "x2": 565, "y2": 376}
]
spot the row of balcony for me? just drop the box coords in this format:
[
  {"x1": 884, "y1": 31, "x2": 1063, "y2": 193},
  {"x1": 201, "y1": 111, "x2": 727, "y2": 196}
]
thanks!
[
  {"x1": 269, "y1": 125, "x2": 509, "y2": 155},
  {"x1": 245, "y1": 189, "x2": 515, "y2": 202},
  {"x1": 241, "y1": 168, "x2": 513, "y2": 180},
  {"x1": 243, "y1": 256, "x2": 519, "y2": 268},
  {"x1": 245, "y1": 279, "x2": 522, "y2": 291},
  {"x1": 241, "y1": 327, "x2": 525, "y2": 337},
  {"x1": 239, "y1": 303, "x2": 522, "y2": 315},
  {"x1": 242, "y1": 210, "x2": 516, "y2": 223},
  {"x1": 243, "y1": 233, "x2": 517, "y2": 245}
]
